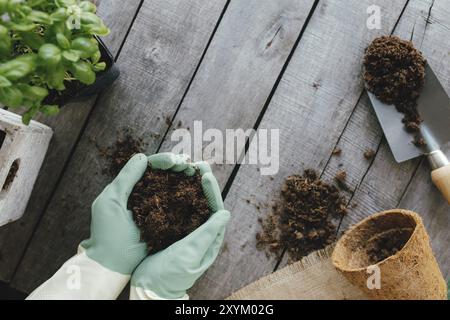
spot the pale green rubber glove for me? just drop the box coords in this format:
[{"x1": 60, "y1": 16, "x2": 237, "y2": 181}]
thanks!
[
  {"x1": 130, "y1": 154, "x2": 230, "y2": 299},
  {"x1": 80, "y1": 153, "x2": 149, "y2": 275}
]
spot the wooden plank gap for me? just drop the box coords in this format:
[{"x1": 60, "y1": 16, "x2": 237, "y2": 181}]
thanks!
[
  {"x1": 334, "y1": 136, "x2": 384, "y2": 234},
  {"x1": 395, "y1": 158, "x2": 425, "y2": 207},
  {"x1": 221, "y1": 0, "x2": 320, "y2": 199},
  {"x1": 155, "y1": 0, "x2": 232, "y2": 153},
  {"x1": 269, "y1": 0, "x2": 417, "y2": 272},
  {"x1": 114, "y1": 0, "x2": 145, "y2": 61}
]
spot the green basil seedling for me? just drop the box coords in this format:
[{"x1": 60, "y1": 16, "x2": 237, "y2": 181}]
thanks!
[{"x1": 0, "y1": 0, "x2": 110, "y2": 124}]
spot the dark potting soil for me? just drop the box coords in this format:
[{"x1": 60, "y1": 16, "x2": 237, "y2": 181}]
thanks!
[
  {"x1": 334, "y1": 170, "x2": 348, "y2": 190},
  {"x1": 363, "y1": 36, "x2": 427, "y2": 135},
  {"x1": 2, "y1": 160, "x2": 19, "y2": 191},
  {"x1": 256, "y1": 170, "x2": 348, "y2": 262},
  {"x1": 98, "y1": 130, "x2": 145, "y2": 177},
  {"x1": 366, "y1": 228, "x2": 412, "y2": 264},
  {"x1": 43, "y1": 79, "x2": 86, "y2": 106},
  {"x1": 413, "y1": 136, "x2": 427, "y2": 147},
  {"x1": 128, "y1": 166, "x2": 211, "y2": 253},
  {"x1": 364, "y1": 149, "x2": 376, "y2": 160},
  {"x1": 332, "y1": 147, "x2": 342, "y2": 156}
]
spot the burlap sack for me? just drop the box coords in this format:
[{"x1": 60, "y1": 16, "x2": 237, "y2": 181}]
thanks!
[{"x1": 228, "y1": 246, "x2": 369, "y2": 300}]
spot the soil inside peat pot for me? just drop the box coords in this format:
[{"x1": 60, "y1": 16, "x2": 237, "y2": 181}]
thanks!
[
  {"x1": 128, "y1": 166, "x2": 211, "y2": 254},
  {"x1": 338, "y1": 212, "x2": 416, "y2": 269},
  {"x1": 256, "y1": 169, "x2": 348, "y2": 262},
  {"x1": 365, "y1": 228, "x2": 412, "y2": 265},
  {"x1": 363, "y1": 36, "x2": 427, "y2": 134}
]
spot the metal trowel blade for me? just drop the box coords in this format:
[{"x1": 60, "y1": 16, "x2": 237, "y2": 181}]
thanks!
[{"x1": 368, "y1": 65, "x2": 450, "y2": 163}]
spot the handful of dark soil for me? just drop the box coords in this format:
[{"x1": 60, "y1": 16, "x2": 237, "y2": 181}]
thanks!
[
  {"x1": 363, "y1": 36, "x2": 427, "y2": 133},
  {"x1": 256, "y1": 170, "x2": 347, "y2": 262},
  {"x1": 128, "y1": 166, "x2": 211, "y2": 253}
]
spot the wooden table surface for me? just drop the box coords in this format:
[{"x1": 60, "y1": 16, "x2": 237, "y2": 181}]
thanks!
[{"x1": 1, "y1": 0, "x2": 449, "y2": 299}]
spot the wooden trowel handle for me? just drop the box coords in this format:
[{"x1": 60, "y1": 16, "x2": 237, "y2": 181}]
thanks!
[
  {"x1": 431, "y1": 165, "x2": 450, "y2": 205},
  {"x1": 429, "y1": 150, "x2": 450, "y2": 204}
]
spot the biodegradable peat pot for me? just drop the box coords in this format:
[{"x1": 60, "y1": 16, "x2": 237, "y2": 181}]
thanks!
[
  {"x1": 0, "y1": 109, "x2": 53, "y2": 226},
  {"x1": 43, "y1": 37, "x2": 119, "y2": 107},
  {"x1": 332, "y1": 209, "x2": 447, "y2": 300}
]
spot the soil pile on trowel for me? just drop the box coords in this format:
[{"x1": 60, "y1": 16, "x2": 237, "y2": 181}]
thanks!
[
  {"x1": 256, "y1": 170, "x2": 348, "y2": 262},
  {"x1": 363, "y1": 36, "x2": 427, "y2": 142},
  {"x1": 128, "y1": 166, "x2": 211, "y2": 253}
]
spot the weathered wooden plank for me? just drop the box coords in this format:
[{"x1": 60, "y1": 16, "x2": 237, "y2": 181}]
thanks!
[
  {"x1": 319, "y1": 93, "x2": 383, "y2": 201},
  {"x1": 159, "y1": 0, "x2": 316, "y2": 189},
  {"x1": 190, "y1": 0, "x2": 410, "y2": 300},
  {"x1": 339, "y1": 0, "x2": 450, "y2": 252},
  {"x1": 11, "y1": 0, "x2": 228, "y2": 293},
  {"x1": 398, "y1": 158, "x2": 450, "y2": 279},
  {"x1": 0, "y1": 0, "x2": 142, "y2": 283},
  {"x1": 276, "y1": 0, "x2": 450, "y2": 275},
  {"x1": 389, "y1": 0, "x2": 450, "y2": 279},
  {"x1": 339, "y1": 142, "x2": 419, "y2": 230},
  {"x1": 276, "y1": 93, "x2": 385, "y2": 269}
]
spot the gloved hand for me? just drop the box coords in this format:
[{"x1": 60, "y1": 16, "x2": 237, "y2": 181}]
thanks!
[
  {"x1": 28, "y1": 153, "x2": 150, "y2": 300},
  {"x1": 130, "y1": 153, "x2": 230, "y2": 300},
  {"x1": 80, "y1": 153, "x2": 149, "y2": 275}
]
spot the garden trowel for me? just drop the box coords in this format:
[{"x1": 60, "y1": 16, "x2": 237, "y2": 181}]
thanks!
[{"x1": 367, "y1": 65, "x2": 450, "y2": 204}]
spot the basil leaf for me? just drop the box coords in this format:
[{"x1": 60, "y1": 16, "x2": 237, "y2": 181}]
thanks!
[
  {"x1": 71, "y1": 37, "x2": 98, "y2": 58},
  {"x1": 19, "y1": 31, "x2": 45, "y2": 50},
  {"x1": 62, "y1": 49, "x2": 80, "y2": 62},
  {"x1": 38, "y1": 44, "x2": 62, "y2": 66},
  {"x1": 0, "y1": 86, "x2": 23, "y2": 107},
  {"x1": 56, "y1": 33, "x2": 71, "y2": 49},
  {"x1": 71, "y1": 60, "x2": 95, "y2": 85},
  {"x1": 0, "y1": 55, "x2": 37, "y2": 80},
  {"x1": 22, "y1": 106, "x2": 39, "y2": 125},
  {"x1": 40, "y1": 104, "x2": 60, "y2": 116},
  {"x1": 46, "y1": 64, "x2": 65, "y2": 90},
  {"x1": 0, "y1": 75, "x2": 11, "y2": 87},
  {"x1": 28, "y1": 10, "x2": 52, "y2": 24}
]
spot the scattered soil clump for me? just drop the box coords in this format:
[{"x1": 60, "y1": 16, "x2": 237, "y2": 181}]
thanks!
[
  {"x1": 98, "y1": 130, "x2": 145, "y2": 176},
  {"x1": 256, "y1": 170, "x2": 348, "y2": 261},
  {"x1": 335, "y1": 170, "x2": 347, "y2": 183},
  {"x1": 413, "y1": 136, "x2": 427, "y2": 147},
  {"x1": 364, "y1": 149, "x2": 376, "y2": 160},
  {"x1": 363, "y1": 36, "x2": 427, "y2": 134},
  {"x1": 334, "y1": 170, "x2": 350, "y2": 191},
  {"x1": 332, "y1": 147, "x2": 342, "y2": 156},
  {"x1": 128, "y1": 166, "x2": 211, "y2": 253}
]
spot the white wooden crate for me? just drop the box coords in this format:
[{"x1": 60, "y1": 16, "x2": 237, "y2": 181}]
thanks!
[{"x1": 0, "y1": 109, "x2": 53, "y2": 226}]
